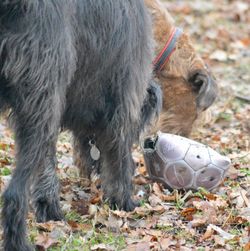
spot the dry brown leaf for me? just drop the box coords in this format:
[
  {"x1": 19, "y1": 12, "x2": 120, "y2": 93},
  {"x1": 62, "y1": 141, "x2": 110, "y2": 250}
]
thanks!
[
  {"x1": 90, "y1": 192, "x2": 103, "y2": 204},
  {"x1": 214, "y1": 235, "x2": 226, "y2": 247},
  {"x1": 71, "y1": 199, "x2": 89, "y2": 215},
  {"x1": 0, "y1": 157, "x2": 12, "y2": 166},
  {"x1": 193, "y1": 201, "x2": 218, "y2": 224},
  {"x1": 152, "y1": 183, "x2": 163, "y2": 195},
  {"x1": 148, "y1": 194, "x2": 162, "y2": 207},
  {"x1": 160, "y1": 237, "x2": 172, "y2": 250},
  {"x1": 181, "y1": 207, "x2": 197, "y2": 220},
  {"x1": 189, "y1": 217, "x2": 207, "y2": 227},
  {"x1": 241, "y1": 38, "x2": 250, "y2": 47},
  {"x1": 240, "y1": 190, "x2": 250, "y2": 208},
  {"x1": 112, "y1": 210, "x2": 129, "y2": 218},
  {"x1": 228, "y1": 215, "x2": 248, "y2": 225},
  {"x1": 0, "y1": 142, "x2": 14, "y2": 151},
  {"x1": 106, "y1": 214, "x2": 123, "y2": 232},
  {"x1": 36, "y1": 221, "x2": 61, "y2": 232},
  {"x1": 126, "y1": 242, "x2": 150, "y2": 251},
  {"x1": 203, "y1": 193, "x2": 218, "y2": 201},
  {"x1": 201, "y1": 225, "x2": 214, "y2": 241},
  {"x1": 244, "y1": 242, "x2": 250, "y2": 251},
  {"x1": 239, "y1": 208, "x2": 250, "y2": 222},
  {"x1": 91, "y1": 243, "x2": 114, "y2": 251},
  {"x1": 209, "y1": 224, "x2": 235, "y2": 240},
  {"x1": 152, "y1": 183, "x2": 176, "y2": 201},
  {"x1": 35, "y1": 232, "x2": 58, "y2": 250}
]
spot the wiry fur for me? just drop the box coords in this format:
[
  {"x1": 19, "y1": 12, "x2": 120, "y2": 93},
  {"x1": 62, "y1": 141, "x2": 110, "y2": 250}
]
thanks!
[
  {"x1": 0, "y1": 1, "x2": 161, "y2": 251},
  {"x1": 74, "y1": 0, "x2": 217, "y2": 181}
]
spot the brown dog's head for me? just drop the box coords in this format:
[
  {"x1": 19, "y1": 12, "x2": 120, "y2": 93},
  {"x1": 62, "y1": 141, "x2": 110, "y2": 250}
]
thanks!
[{"x1": 145, "y1": 0, "x2": 217, "y2": 136}]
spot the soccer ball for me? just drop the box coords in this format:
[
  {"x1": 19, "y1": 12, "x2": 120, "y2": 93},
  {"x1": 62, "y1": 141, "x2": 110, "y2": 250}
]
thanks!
[{"x1": 142, "y1": 132, "x2": 230, "y2": 190}]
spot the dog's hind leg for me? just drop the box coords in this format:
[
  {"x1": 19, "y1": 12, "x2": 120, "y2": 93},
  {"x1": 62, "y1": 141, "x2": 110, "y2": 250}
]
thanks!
[
  {"x1": 1, "y1": 93, "x2": 64, "y2": 251},
  {"x1": 31, "y1": 142, "x2": 63, "y2": 223}
]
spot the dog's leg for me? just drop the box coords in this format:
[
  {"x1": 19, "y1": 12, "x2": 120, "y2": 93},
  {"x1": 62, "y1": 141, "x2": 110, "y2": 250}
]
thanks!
[
  {"x1": 99, "y1": 134, "x2": 137, "y2": 212},
  {"x1": 2, "y1": 97, "x2": 62, "y2": 251},
  {"x1": 31, "y1": 143, "x2": 63, "y2": 223}
]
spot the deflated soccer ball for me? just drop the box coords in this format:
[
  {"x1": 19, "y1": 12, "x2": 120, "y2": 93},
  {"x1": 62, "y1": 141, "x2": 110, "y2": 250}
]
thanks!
[{"x1": 142, "y1": 132, "x2": 230, "y2": 191}]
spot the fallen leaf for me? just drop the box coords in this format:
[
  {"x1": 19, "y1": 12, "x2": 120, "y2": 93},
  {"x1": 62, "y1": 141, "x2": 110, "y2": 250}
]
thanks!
[
  {"x1": 201, "y1": 225, "x2": 214, "y2": 240},
  {"x1": 214, "y1": 235, "x2": 226, "y2": 246},
  {"x1": 189, "y1": 217, "x2": 207, "y2": 227},
  {"x1": 36, "y1": 221, "x2": 61, "y2": 232},
  {"x1": 90, "y1": 192, "x2": 103, "y2": 204},
  {"x1": 152, "y1": 183, "x2": 176, "y2": 201},
  {"x1": 126, "y1": 242, "x2": 150, "y2": 251},
  {"x1": 68, "y1": 220, "x2": 80, "y2": 231},
  {"x1": 35, "y1": 232, "x2": 58, "y2": 250},
  {"x1": 148, "y1": 194, "x2": 162, "y2": 207},
  {"x1": 71, "y1": 199, "x2": 89, "y2": 215},
  {"x1": 160, "y1": 237, "x2": 172, "y2": 250},
  {"x1": 91, "y1": 243, "x2": 115, "y2": 251},
  {"x1": 244, "y1": 242, "x2": 250, "y2": 251},
  {"x1": 106, "y1": 214, "x2": 123, "y2": 232},
  {"x1": 209, "y1": 224, "x2": 235, "y2": 240},
  {"x1": 193, "y1": 201, "x2": 218, "y2": 224},
  {"x1": 181, "y1": 207, "x2": 197, "y2": 220}
]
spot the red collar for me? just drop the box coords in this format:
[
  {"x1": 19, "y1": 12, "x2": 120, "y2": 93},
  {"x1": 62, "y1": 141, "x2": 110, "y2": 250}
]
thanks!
[{"x1": 153, "y1": 27, "x2": 183, "y2": 73}]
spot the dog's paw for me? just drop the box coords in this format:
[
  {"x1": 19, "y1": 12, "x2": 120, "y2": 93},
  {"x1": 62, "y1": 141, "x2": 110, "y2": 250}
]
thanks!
[
  {"x1": 110, "y1": 197, "x2": 139, "y2": 212},
  {"x1": 35, "y1": 199, "x2": 64, "y2": 223},
  {"x1": 4, "y1": 243, "x2": 34, "y2": 251},
  {"x1": 122, "y1": 198, "x2": 139, "y2": 212}
]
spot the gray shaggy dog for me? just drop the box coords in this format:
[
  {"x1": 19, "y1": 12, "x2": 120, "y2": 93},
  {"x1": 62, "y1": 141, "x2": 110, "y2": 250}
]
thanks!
[{"x1": 0, "y1": 1, "x2": 162, "y2": 250}]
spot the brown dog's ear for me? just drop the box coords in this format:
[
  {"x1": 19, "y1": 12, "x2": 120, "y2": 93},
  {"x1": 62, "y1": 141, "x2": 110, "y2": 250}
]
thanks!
[{"x1": 188, "y1": 70, "x2": 217, "y2": 111}]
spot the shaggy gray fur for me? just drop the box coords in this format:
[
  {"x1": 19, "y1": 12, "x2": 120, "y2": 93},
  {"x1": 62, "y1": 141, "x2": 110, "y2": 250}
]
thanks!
[{"x1": 0, "y1": 1, "x2": 162, "y2": 250}]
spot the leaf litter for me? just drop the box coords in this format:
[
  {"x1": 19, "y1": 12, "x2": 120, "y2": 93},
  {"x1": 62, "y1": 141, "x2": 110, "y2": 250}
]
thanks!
[{"x1": 0, "y1": 0, "x2": 249, "y2": 250}]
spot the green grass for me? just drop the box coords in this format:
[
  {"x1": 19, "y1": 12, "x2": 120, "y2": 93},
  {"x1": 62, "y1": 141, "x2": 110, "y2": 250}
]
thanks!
[
  {"x1": 65, "y1": 210, "x2": 85, "y2": 224},
  {"x1": 48, "y1": 232, "x2": 126, "y2": 251},
  {"x1": 197, "y1": 248, "x2": 206, "y2": 251},
  {"x1": 240, "y1": 168, "x2": 250, "y2": 176},
  {"x1": 216, "y1": 112, "x2": 232, "y2": 122},
  {"x1": 0, "y1": 167, "x2": 11, "y2": 176},
  {"x1": 155, "y1": 224, "x2": 174, "y2": 232}
]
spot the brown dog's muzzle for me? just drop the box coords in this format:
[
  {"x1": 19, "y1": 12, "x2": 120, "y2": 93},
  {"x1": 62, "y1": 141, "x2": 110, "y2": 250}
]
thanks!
[{"x1": 188, "y1": 69, "x2": 217, "y2": 112}]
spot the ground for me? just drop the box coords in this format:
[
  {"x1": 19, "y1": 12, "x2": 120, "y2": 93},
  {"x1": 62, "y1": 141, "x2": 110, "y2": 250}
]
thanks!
[{"x1": 0, "y1": 0, "x2": 249, "y2": 250}]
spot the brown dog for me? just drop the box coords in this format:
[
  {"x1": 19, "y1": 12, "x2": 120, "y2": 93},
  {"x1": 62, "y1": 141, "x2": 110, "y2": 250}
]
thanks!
[
  {"x1": 145, "y1": 0, "x2": 217, "y2": 136},
  {"x1": 74, "y1": 0, "x2": 217, "y2": 179}
]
